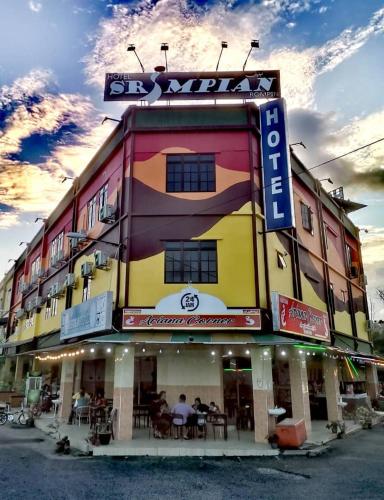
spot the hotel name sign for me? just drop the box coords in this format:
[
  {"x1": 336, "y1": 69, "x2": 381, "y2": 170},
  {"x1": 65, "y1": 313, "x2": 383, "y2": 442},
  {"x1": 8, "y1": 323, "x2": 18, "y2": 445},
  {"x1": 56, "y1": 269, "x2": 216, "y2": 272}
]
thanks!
[
  {"x1": 122, "y1": 287, "x2": 261, "y2": 330},
  {"x1": 104, "y1": 70, "x2": 280, "y2": 104}
]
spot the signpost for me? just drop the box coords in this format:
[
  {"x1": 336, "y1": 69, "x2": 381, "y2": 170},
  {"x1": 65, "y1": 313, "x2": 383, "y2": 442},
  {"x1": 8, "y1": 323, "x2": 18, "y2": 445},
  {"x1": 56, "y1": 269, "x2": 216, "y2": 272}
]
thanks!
[
  {"x1": 104, "y1": 70, "x2": 280, "y2": 104},
  {"x1": 259, "y1": 98, "x2": 295, "y2": 232},
  {"x1": 271, "y1": 292, "x2": 330, "y2": 342}
]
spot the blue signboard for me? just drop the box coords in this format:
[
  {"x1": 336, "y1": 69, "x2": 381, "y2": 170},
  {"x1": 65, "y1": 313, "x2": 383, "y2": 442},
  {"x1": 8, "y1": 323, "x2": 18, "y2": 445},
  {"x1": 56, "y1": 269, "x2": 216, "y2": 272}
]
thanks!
[
  {"x1": 259, "y1": 98, "x2": 295, "y2": 232},
  {"x1": 60, "y1": 291, "x2": 113, "y2": 341}
]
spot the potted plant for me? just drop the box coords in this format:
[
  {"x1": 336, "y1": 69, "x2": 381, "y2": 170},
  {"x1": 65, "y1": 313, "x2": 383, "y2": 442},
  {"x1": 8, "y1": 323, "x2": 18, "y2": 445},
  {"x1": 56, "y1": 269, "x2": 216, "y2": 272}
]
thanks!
[
  {"x1": 97, "y1": 421, "x2": 112, "y2": 445},
  {"x1": 326, "y1": 420, "x2": 345, "y2": 438},
  {"x1": 355, "y1": 406, "x2": 373, "y2": 429}
]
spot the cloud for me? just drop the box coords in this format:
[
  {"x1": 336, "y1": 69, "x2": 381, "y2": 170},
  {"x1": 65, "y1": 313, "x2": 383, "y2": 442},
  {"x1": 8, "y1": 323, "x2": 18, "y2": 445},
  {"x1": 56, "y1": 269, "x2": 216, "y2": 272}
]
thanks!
[
  {"x1": 0, "y1": 69, "x2": 114, "y2": 215},
  {"x1": 28, "y1": 1, "x2": 42, "y2": 13},
  {"x1": 0, "y1": 211, "x2": 21, "y2": 229},
  {"x1": 83, "y1": 2, "x2": 384, "y2": 112},
  {"x1": 286, "y1": 22, "x2": 296, "y2": 29},
  {"x1": 319, "y1": 6, "x2": 328, "y2": 14}
]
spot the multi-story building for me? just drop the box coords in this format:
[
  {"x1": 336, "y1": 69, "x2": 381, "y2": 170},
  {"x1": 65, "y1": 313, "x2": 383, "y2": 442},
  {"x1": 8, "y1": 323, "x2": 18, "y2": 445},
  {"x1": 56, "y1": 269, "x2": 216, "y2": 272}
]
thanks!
[{"x1": 0, "y1": 103, "x2": 381, "y2": 443}]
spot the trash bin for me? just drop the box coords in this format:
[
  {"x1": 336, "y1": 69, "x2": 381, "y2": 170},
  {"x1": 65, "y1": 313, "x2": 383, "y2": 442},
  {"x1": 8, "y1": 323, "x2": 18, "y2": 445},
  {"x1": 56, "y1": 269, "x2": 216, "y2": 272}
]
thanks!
[{"x1": 275, "y1": 418, "x2": 307, "y2": 448}]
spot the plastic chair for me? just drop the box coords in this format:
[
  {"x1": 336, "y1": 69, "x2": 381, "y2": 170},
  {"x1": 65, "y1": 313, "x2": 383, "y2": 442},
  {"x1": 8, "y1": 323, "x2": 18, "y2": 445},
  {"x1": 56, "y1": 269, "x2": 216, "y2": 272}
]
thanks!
[
  {"x1": 171, "y1": 413, "x2": 185, "y2": 439},
  {"x1": 210, "y1": 413, "x2": 228, "y2": 440},
  {"x1": 75, "y1": 406, "x2": 90, "y2": 426}
]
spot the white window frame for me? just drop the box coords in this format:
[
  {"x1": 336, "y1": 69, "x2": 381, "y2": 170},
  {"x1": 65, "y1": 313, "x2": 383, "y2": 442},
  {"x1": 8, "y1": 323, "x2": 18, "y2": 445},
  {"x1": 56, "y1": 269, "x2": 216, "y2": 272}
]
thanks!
[
  {"x1": 87, "y1": 195, "x2": 97, "y2": 230},
  {"x1": 98, "y1": 184, "x2": 108, "y2": 221},
  {"x1": 50, "y1": 231, "x2": 64, "y2": 265}
]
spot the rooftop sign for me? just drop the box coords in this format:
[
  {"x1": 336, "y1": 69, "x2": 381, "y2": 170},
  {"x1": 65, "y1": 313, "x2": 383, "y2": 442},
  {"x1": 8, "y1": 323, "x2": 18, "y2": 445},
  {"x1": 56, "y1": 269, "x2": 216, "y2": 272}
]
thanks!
[{"x1": 104, "y1": 70, "x2": 280, "y2": 104}]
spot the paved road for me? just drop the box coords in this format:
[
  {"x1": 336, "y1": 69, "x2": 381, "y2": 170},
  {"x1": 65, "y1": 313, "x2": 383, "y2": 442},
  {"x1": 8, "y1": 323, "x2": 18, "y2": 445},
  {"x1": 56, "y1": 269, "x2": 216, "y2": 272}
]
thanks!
[{"x1": 0, "y1": 422, "x2": 383, "y2": 499}]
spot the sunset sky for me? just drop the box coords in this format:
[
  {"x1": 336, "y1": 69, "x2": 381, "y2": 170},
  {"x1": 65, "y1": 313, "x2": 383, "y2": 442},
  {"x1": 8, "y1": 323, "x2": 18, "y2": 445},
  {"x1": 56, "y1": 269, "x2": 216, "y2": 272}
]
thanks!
[{"x1": 0, "y1": 0, "x2": 383, "y2": 317}]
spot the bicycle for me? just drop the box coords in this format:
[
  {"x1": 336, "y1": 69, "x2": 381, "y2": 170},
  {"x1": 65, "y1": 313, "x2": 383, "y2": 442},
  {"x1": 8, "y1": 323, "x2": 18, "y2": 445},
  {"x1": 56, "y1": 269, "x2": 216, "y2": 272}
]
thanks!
[{"x1": 0, "y1": 402, "x2": 29, "y2": 425}]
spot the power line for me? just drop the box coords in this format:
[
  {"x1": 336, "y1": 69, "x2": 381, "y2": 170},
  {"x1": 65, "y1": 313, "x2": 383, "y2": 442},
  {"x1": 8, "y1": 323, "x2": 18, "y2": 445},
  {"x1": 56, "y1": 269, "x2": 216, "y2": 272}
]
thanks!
[{"x1": 308, "y1": 137, "x2": 384, "y2": 172}]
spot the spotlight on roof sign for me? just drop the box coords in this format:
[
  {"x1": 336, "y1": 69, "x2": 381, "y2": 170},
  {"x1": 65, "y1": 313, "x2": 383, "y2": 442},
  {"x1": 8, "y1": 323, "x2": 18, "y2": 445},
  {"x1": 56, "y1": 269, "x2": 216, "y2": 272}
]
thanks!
[
  {"x1": 104, "y1": 70, "x2": 280, "y2": 104},
  {"x1": 260, "y1": 98, "x2": 295, "y2": 232}
]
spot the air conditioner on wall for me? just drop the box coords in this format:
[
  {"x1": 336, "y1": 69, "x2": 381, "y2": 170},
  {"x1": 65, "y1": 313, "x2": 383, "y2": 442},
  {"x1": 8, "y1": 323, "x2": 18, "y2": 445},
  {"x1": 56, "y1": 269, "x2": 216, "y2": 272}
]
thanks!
[
  {"x1": 94, "y1": 251, "x2": 109, "y2": 269},
  {"x1": 20, "y1": 281, "x2": 28, "y2": 294},
  {"x1": 359, "y1": 274, "x2": 368, "y2": 287},
  {"x1": 81, "y1": 262, "x2": 94, "y2": 278},
  {"x1": 99, "y1": 204, "x2": 116, "y2": 224},
  {"x1": 32, "y1": 296, "x2": 43, "y2": 309},
  {"x1": 50, "y1": 282, "x2": 63, "y2": 298},
  {"x1": 16, "y1": 308, "x2": 26, "y2": 320},
  {"x1": 64, "y1": 273, "x2": 77, "y2": 288},
  {"x1": 25, "y1": 301, "x2": 33, "y2": 313}
]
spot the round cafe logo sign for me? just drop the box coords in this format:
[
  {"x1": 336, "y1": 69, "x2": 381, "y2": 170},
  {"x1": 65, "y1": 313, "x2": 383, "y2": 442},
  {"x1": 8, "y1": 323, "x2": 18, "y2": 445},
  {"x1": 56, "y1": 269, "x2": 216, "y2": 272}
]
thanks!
[{"x1": 180, "y1": 292, "x2": 200, "y2": 312}]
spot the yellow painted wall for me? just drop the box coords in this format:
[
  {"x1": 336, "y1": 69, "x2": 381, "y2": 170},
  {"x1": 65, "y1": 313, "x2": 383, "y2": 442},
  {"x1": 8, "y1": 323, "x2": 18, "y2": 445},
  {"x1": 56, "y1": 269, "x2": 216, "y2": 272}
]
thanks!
[
  {"x1": 300, "y1": 272, "x2": 328, "y2": 312},
  {"x1": 334, "y1": 310, "x2": 353, "y2": 335},
  {"x1": 355, "y1": 311, "x2": 369, "y2": 341},
  {"x1": 129, "y1": 212, "x2": 256, "y2": 307},
  {"x1": 267, "y1": 232, "x2": 294, "y2": 299}
]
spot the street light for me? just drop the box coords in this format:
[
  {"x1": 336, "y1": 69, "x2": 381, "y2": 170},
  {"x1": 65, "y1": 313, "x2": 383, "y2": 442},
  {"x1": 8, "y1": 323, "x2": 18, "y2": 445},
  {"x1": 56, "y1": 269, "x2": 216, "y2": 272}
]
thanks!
[
  {"x1": 319, "y1": 178, "x2": 333, "y2": 185},
  {"x1": 127, "y1": 44, "x2": 145, "y2": 73},
  {"x1": 215, "y1": 41, "x2": 228, "y2": 71},
  {"x1": 61, "y1": 176, "x2": 74, "y2": 183},
  {"x1": 19, "y1": 241, "x2": 28, "y2": 246},
  {"x1": 290, "y1": 141, "x2": 306, "y2": 150},
  {"x1": 161, "y1": 43, "x2": 169, "y2": 71},
  {"x1": 102, "y1": 117, "x2": 121, "y2": 125},
  {"x1": 243, "y1": 39, "x2": 259, "y2": 71},
  {"x1": 66, "y1": 232, "x2": 123, "y2": 248}
]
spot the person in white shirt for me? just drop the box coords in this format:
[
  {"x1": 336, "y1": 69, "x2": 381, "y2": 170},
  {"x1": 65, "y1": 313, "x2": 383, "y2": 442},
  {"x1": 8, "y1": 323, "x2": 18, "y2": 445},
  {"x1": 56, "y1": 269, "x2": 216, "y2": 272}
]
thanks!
[{"x1": 171, "y1": 394, "x2": 194, "y2": 440}]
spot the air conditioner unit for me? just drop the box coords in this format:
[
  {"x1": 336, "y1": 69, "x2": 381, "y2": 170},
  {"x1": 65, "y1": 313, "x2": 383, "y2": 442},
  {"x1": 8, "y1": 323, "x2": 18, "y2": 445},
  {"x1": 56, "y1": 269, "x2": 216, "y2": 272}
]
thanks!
[
  {"x1": 366, "y1": 320, "x2": 374, "y2": 331},
  {"x1": 20, "y1": 281, "x2": 28, "y2": 294},
  {"x1": 50, "y1": 282, "x2": 64, "y2": 298},
  {"x1": 81, "y1": 262, "x2": 94, "y2": 278},
  {"x1": 64, "y1": 273, "x2": 77, "y2": 289},
  {"x1": 69, "y1": 230, "x2": 87, "y2": 250},
  {"x1": 25, "y1": 301, "x2": 33, "y2": 313},
  {"x1": 16, "y1": 308, "x2": 26, "y2": 320},
  {"x1": 99, "y1": 204, "x2": 116, "y2": 224},
  {"x1": 94, "y1": 251, "x2": 109, "y2": 269},
  {"x1": 32, "y1": 296, "x2": 43, "y2": 310},
  {"x1": 37, "y1": 268, "x2": 45, "y2": 278}
]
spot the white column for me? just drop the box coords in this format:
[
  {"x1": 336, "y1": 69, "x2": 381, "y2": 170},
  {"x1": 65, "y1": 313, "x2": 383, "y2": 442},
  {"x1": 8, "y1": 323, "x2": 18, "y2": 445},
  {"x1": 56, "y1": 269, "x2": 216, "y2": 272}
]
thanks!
[
  {"x1": 59, "y1": 359, "x2": 75, "y2": 419},
  {"x1": 366, "y1": 363, "x2": 379, "y2": 401},
  {"x1": 323, "y1": 356, "x2": 343, "y2": 421},
  {"x1": 13, "y1": 355, "x2": 25, "y2": 392},
  {"x1": 113, "y1": 346, "x2": 134, "y2": 440},
  {"x1": 251, "y1": 346, "x2": 275, "y2": 443},
  {"x1": 289, "y1": 347, "x2": 312, "y2": 435}
]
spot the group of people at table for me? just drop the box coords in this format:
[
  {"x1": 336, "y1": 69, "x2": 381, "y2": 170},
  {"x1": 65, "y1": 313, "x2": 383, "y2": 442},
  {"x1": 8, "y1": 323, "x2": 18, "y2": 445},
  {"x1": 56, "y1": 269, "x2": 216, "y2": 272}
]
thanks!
[
  {"x1": 67, "y1": 388, "x2": 107, "y2": 425},
  {"x1": 150, "y1": 391, "x2": 222, "y2": 439}
]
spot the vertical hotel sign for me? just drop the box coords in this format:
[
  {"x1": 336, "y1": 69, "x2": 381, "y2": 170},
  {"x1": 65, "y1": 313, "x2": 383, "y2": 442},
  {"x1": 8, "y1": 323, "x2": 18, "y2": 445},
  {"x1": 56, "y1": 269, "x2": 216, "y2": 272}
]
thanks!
[{"x1": 260, "y1": 98, "x2": 295, "y2": 232}]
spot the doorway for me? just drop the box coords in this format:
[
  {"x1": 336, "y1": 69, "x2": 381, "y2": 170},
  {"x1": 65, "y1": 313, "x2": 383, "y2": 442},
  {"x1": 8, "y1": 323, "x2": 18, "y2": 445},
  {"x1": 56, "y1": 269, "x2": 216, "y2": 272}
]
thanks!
[
  {"x1": 81, "y1": 359, "x2": 105, "y2": 397},
  {"x1": 134, "y1": 356, "x2": 157, "y2": 405},
  {"x1": 223, "y1": 357, "x2": 254, "y2": 428}
]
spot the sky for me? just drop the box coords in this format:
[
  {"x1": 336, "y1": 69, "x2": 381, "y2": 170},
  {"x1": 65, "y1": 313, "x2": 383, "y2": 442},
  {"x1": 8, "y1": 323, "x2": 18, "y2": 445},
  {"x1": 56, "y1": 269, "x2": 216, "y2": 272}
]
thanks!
[{"x1": 0, "y1": 0, "x2": 383, "y2": 318}]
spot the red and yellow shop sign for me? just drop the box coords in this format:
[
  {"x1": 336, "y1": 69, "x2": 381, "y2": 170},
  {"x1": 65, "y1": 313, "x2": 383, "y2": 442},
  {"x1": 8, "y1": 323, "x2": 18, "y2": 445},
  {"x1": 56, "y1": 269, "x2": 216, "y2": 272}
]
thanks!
[
  {"x1": 122, "y1": 309, "x2": 261, "y2": 330},
  {"x1": 271, "y1": 292, "x2": 330, "y2": 342}
]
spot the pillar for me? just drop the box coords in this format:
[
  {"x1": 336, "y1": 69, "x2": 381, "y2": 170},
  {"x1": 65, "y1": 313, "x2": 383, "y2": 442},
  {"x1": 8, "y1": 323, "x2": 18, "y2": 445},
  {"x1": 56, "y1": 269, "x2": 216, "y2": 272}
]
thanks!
[
  {"x1": 289, "y1": 347, "x2": 312, "y2": 435},
  {"x1": 366, "y1": 363, "x2": 379, "y2": 401},
  {"x1": 31, "y1": 357, "x2": 41, "y2": 375},
  {"x1": 73, "y1": 360, "x2": 82, "y2": 394},
  {"x1": 59, "y1": 359, "x2": 75, "y2": 419},
  {"x1": 113, "y1": 346, "x2": 134, "y2": 440},
  {"x1": 0, "y1": 356, "x2": 13, "y2": 389},
  {"x1": 251, "y1": 346, "x2": 275, "y2": 443},
  {"x1": 323, "y1": 356, "x2": 343, "y2": 421},
  {"x1": 13, "y1": 355, "x2": 25, "y2": 392},
  {"x1": 104, "y1": 355, "x2": 115, "y2": 399}
]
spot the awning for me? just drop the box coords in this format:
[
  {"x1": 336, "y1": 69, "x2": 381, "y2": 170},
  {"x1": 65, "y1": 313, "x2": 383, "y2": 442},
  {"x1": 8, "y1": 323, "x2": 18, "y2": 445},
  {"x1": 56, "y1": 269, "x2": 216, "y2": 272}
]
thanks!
[{"x1": 85, "y1": 332, "x2": 299, "y2": 345}]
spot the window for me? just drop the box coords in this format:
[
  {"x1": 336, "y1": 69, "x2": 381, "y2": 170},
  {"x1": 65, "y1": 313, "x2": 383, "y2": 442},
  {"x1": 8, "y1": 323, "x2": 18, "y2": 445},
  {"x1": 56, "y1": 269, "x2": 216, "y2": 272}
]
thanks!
[
  {"x1": 341, "y1": 290, "x2": 348, "y2": 303},
  {"x1": 31, "y1": 257, "x2": 41, "y2": 282},
  {"x1": 17, "y1": 277, "x2": 23, "y2": 295},
  {"x1": 98, "y1": 184, "x2": 108, "y2": 220},
  {"x1": 45, "y1": 297, "x2": 58, "y2": 319},
  {"x1": 82, "y1": 276, "x2": 92, "y2": 302},
  {"x1": 165, "y1": 241, "x2": 217, "y2": 283},
  {"x1": 277, "y1": 251, "x2": 287, "y2": 269},
  {"x1": 50, "y1": 232, "x2": 64, "y2": 266},
  {"x1": 300, "y1": 202, "x2": 313, "y2": 234},
  {"x1": 87, "y1": 195, "x2": 97, "y2": 229},
  {"x1": 166, "y1": 154, "x2": 216, "y2": 192}
]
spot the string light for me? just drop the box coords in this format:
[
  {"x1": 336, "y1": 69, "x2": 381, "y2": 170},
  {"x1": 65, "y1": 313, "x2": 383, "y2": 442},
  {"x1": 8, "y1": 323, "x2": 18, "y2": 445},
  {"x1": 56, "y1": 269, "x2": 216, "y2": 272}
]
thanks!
[{"x1": 245, "y1": 349, "x2": 250, "y2": 355}]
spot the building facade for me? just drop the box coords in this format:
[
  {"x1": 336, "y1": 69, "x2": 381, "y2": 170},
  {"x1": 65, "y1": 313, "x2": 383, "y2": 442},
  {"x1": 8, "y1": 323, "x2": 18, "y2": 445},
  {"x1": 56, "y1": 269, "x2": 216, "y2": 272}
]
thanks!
[{"x1": 0, "y1": 103, "x2": 381, "y2": 442}]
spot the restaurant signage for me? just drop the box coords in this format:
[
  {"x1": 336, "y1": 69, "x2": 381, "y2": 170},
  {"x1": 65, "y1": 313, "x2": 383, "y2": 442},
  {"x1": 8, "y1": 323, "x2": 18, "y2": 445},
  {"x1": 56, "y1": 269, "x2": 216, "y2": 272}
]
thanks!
[
  {"x1": 260, "y1": 98, "x2": 295, "y2": 232},
  {"x1": 104, "y1": 70, "x2": 280, "y2": 104},
  {"x1": 271, "y1": 292, "x2": 330, "y2": 342},
  {"x1": 122, "y1": 286, "x2": 261, "y2": 330},
  {"x1": 61, "y1": 291, "x2": 113, "y2": 341}
]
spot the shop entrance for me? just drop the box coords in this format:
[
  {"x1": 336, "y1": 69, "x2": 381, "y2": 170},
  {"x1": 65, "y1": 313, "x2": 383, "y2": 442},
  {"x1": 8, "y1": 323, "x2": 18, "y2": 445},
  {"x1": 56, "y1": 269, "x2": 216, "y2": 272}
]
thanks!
[
  {"x1": 134, "y1": 356, "x2": 157, "y2": 405},
  {"x1": 82, "y1": 359, "x2": 105, "y2": 397},
  {"x1": 223, "y1": 357, "x2": 254, "y2": 428},
  {"x1": 307, "y1": 354, "x2": 328, "y2": 420}
]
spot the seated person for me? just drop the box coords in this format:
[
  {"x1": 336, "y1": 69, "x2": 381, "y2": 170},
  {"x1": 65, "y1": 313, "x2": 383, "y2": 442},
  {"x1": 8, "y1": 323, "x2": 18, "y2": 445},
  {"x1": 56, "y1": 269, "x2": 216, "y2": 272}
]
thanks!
[
  {"x1": 68, "y1": 389, "x2": 90, "y2": 424},
  {"x1": 150, "y1": 391, "x2": 171, "y2": 438},
  {"x1": 193, "y1": 397, "x2": 209, "y2": 437},
  {"x1": 208, "y1": 401, "x2": 220, "y2": 414},
  {"x1": 93, "y1": 390, "x2": 107, "y2": 407},
  {"x1": 171, "y1": 394, "x2": 195, "y2": 440}
]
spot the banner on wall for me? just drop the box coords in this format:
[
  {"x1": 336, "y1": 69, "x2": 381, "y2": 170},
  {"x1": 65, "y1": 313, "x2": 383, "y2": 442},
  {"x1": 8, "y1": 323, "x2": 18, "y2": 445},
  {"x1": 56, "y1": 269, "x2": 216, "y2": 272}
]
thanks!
[
  {"x1": 104, "y1": 70, "x2": 280, "y2": 104},
  {"x1": 271, "y1": 292, "x2": 330, "y2": 342},
  {"x1": 122, "y1": 286, "x2": 261, "y2": 330},
  {"x1": 259, "y1": 98, "x2": 295, "y2": 232}
]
